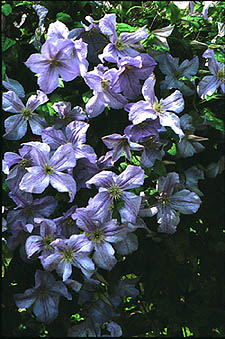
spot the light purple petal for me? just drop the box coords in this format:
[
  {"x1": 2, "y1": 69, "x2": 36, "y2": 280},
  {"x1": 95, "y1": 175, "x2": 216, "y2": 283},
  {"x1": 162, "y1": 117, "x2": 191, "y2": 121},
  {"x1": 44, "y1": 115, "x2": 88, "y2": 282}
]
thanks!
[
  {"x1": 74, "y1": 256, "x2": 95, "y2": 278},
  {"x1": 25, "y1": 235, "x2": 42, "y2": 258},
  {"x1": 14, "y1": 288, "x2": 37, "y2": 309},
  {"x1": 86, "y1": 171, "x2": 117, "y2": 189},
  {"x1": 37, "y1": 67, "x2": 59, "y2": 94},
  {"x1": 170, "y1": 189, "x2": 201, "y2": 214},
  {"x1": 93, "y1": 241, "x2": 116, "y2": 270},
  {"x1": 142, "y1": 74, "x2": 157, "y2": 104},
  {"x1": 41, "y1": 127, "x2": 66, "y2": 150},
  {"x1": 87, "y1": 192, "x2": 112, "y2": 220},
  {"x1": 159, "y1": 111, "x2": 184, "y2": 138},
  {"x1": 33, "y1": 295, "x2": 59, "y2": 323},
  {"x1": 24, "y1": 53, "x2": 50, "y2": 73},
  {"x1": 29, "y1": 113, "x2": 47, "y2": 135},
  {"x1": 22, "y1": 141, "x2": 50, "y2": 166},
  {"x1": 117, "y1": 165, "x2": 145, "y2": 190},
  {"x1": 47, "y1": 20, "x2": 69, "y2": 39},
  {"x1": 114, "y1": 232, "x2": 138, "y2": 255},
  {"x1": 49, "y1": 144, "x2": 76, "y2": 171},
  {"x1": 129, "y1": 101, "x2": 156, "y2": 124},
  {"x1": 99, "y1": 13, "x2": 117, "y2": 42},
  {"x1": 157, "y1": 172, "x2": 179, "y2": 195},
  {"x1": 157, "y1": 205, "x2": 180, "y2": 234},
  {"x1": 119, "y1": 192, "x2": 142, "y2": 223},
  {"x1": 120, "y1": 26, "x2": 149, "y2": 44},
  {"x1": 4, "y1": 115, "x2": 27, "y2": 140},
  {"x1": 161, "y1": 90, "x2": 184, "y2": 114},
  {"x1": 2, "y1": 76, "x2": 25, "y2": 98},
  {"x1": 19, "y1": 166, "x2": 49, "y2": 194},
  {"x1": 197, "y1": 75, "x2": 221, "y2": 99},
  {"x1": 86, "y1": 92, "x2": 108, "y2": 118}
]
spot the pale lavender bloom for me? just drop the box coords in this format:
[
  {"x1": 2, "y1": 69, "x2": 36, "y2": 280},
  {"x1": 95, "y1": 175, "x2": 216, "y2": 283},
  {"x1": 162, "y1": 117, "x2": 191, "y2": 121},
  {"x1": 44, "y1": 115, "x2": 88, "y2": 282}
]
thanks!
[
  {"x1": 139, "y1": 172, "x2": 201, "y2": 233},
  {"x1": 158, "y1": 53, "x2": 199, "y2": 96},
  {"x1": 128, "y1": 74, "x2": 185, "y2": 139},
  {"x1": 7, "y1": 191, "x2": 57, "y2": 232},
  {"x1": 3, "y1": 145, "x2": 33, "y2": 191},
  {"x1": 124, "y1": 118, "x2": 161, "y2": 142},
  {"x1": 98, "y1": 14, "x2": 149, "y2": 63},
  {"x1": 177, "y1": 114, "x2": 207, "y2": 158},
  {"x1": 197, "y1": 49, "x2": 225, "y2": 99},
  {"x1": 173, "y1": 1, "x2": 194, "y2": 14},
  {"x1": 74, "y1": 158, "x2": 99, "y2": 190},
  {"x1": 7, "y1": 220, "x2": 32, "y2": 251},
  {"x1": 84, "y1": 66, "x2": 128, "y2": 118},
  {"x1": 98, "y1": 151, "x2": 114, "y2": 170},
  {"x1": 102, "y1": 133, "x2": 143, "y2": 162},
  {"x1": 73, "y1": 207, "x2": 127, "y2": 270},
  {"x1": 3, "y1": 90, "x2": 48, "y2": 140},
  {"x1": 52, "y1": 101, "x2": 87, "y2": 129},
  {"x1": 116, "y1": 54, "x2": 156, "y2": 99},
  {"x1": 25, "y1": 218, "x2": 58, "y2": 259},
  {"x1": 139, "y1": 135, "x2": 166, "y2": 168},
  {"x1": 86, "y1": 165, "x2": 145, "y2": 223},
  {"x1": 41, "y1": 234, "x2": 95, "y2": 281},
  {"x1": 19, "y1": 142, "x2": 77, "y2": 202},
  {"x1": 103, "y1": 322, "x2": 122, "y2": 337},
  {"x1": 2, "y1": 75, "x2": 25, "y2": 98},
  {"x1": 53, "y1": 206, "x2": 80, "y2": 238},
  {"x1": 31, "y1": 4, "x2": 48, "y2": 50},
  {"x1": 151, "y1": 25, "x2": 175, "y2": 50},
  {"x1": 14, "y1": 269, "x2": 72, "y2": 323},
  {"x1": 25, "y1": 38, "x2": 88, "y2": 94},
  {"x1": 42, "y1": 121, "x2": 97, "y2": 163}
]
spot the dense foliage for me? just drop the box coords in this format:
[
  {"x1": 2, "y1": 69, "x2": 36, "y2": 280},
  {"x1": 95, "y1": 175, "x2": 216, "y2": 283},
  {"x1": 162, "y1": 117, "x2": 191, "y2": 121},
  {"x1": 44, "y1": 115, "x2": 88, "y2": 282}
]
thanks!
[{"x1": 2, "y1": 1, "x2": 225, "y2": 337}]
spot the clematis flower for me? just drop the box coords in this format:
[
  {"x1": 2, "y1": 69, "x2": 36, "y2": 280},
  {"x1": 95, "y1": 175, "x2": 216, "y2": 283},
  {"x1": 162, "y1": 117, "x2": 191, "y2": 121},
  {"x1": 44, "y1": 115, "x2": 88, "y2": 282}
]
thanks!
[
  {"x1": 31, "y1": 4, "x2": 48, "y2": 50},
  {"x1": 42, "y1": 120, "x2": 97, "y2": 164},
  {"x1": 197, "y1": 49, "x2": 225, "y2": 99},
  {"x1": 53, "y1": 206, "x2": 80, "y2": 238},
  {"x1": 3, "y1": 90, "x2": 48, "y2": 140},
  {"x1": 139, "y1": 172, "x2": 201, "y2": 233},
  {"x1": 41, "y1": 234, "x2": 95, "y2": 280},
  {"x1": 19, "y1": 142, "x2": 77, "y2": 202},
  {"x1": 177, "y1": 114, "x2": 207, "y2": 158},
  {"x1": 128, "y1": 74, "x2": 185, "y2": 139},
  {"x1": 51, "y1": 101, "x2": 87, "y2": 129},
  {"x1": 25, "y1": 38, "x2": 88, "y2": 94},
  {"x1": 84, "y1": 66, "x2": 128, "y2": 118},
  {"x1": 2, "y1": 75, "x2": 25, "y2": 98},
  {"x1": 139, "y1": 135, "x2": 166, "y2": 168},
  {"x1": 7, "y1": 190, "x2": 57, "y2": 232},
  {"x1": 98, "y1": 14, "x2": 149, "y2": 63},
  {"x1": 124, "y1": 118, "x2": 161, "y2": 142},
  {"x1": 151, "y1": 25, "x2": 175, "y2": 50},
  {"x1": 73, "y1": 207, "x2": 127, "y2": 270},
  {"x1": 158, "y1": 53, "x2": 199, "y2": 96},
  {"x1": 14, "y1": 269, "x2": 72, "y2": 323},
  {"x1": 3, "y1": 145, "x2": 33, "y2": 191},
  {"x1": 102, "y1": 133, "x2": 143, "y2": 162},
  {"x1": 116, "y1": 54, "x2": 156, "y2": 99},
  {"x1": 86, "y1": 165, "x2": 145, "y2": 223},
  {"x1": 74, "y1": 157, "x2": 99, "y2": 191}
]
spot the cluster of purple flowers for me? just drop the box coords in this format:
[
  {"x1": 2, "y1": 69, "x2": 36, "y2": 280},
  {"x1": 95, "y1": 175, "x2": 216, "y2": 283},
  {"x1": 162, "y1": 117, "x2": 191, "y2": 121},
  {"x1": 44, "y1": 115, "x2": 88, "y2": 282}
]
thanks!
[{"x1": 3, "y1": 5, "x2": 223, "y2": 335}]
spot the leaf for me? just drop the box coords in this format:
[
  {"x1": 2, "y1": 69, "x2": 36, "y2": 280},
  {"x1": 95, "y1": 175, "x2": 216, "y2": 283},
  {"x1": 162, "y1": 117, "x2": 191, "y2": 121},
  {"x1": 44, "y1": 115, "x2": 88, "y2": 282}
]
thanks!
[
  {"x1": 153, "y1": 159, "x2": 167, "y2": 176},
  {"x1": 82, "y1": 91, "x2": 92, "y2": 104},
  {"x1": 201, "y1": 108, "x2": 225, "y2": 132},
  {"x1": 2, "y1": 36, "x2": 16, "y2": 52},
  {"x1": 116, "y1": 23, "x2": 137, "y2": 35},
  {"x1": 2, "y1": 3, "x2": 12, "y2": 16},
  {"x1": 2, "y1": 60, "x2": 6, "y2": 79},
  {"x1": 56, "y1": 12, "x2": 72, "y2": 23},
  {"x1": 167, "y1": 143, "x2": 176, "y2": 156},
  {"x1": 58, "y1": 77, "x2": 64, "y2": 88}
]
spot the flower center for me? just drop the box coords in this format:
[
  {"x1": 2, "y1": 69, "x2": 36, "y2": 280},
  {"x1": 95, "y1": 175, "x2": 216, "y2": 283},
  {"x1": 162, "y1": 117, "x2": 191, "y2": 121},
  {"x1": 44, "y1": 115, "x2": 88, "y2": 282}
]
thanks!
[
  {"x1": 19, "y1": 158, "x2": 30, "y2": 168},
  {"x1": 21, "y1": 108, "x2": 32, "y2": 120},
  {"x1": 153, "y1": 101, "x2": 165, "y2": 115},
  {"x1": 157, "y1": 192, "x2": 170, "y2": 207},
  {"x1": 101, "y1": 79, "x2": 110, "y2": 91},
  {"x1": 42, "y1": 235, "x2": 55, "y2": 250},
  {"x1": 50, "y1": 57, "x2": 59, "y2": 66},
  {"x1": 217, "y1": 66, "x2": 225, "y2": 82},
  {"x1": 89, "y1": 228, "x2": 105, "y2": 244},
  {"x1": 108, "y1": 183, "x2": 123, "y2": 200},
  {"x1": 43, "y1": 163, "x2": 54, "y2": 175},
  {"x1": 60, "y1": 246, "x2": 77, "y2": 263},
  {"x1": 125, "y1": 65, "x2": 134, "y2": 72},
  {"x1": 115, "y1": 37, "x2": 126, "y2": 50},
  {"x1": 24, "y1": 206, "x2": 33, "y2": 217},
  {"x1": 173, "y1": 70, "x2": 181, "y2": 79}
]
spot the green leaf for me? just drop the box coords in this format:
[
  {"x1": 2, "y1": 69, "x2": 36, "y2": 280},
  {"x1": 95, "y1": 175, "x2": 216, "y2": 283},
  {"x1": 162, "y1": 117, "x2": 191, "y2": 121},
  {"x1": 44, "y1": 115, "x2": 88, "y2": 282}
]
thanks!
[
  {"x1": 2, "y1": 60, "x2": 6, "y2": 79},
  {"x1": 56, "y1": 12, "x2": 72, "y2": 23},
  {"x1": 82, "y1": 91, "x2": 92, "y2": 104},
  {"x1": 214, "y1": 50, "x2": 225, "y2": 63},
  {"x1": 116, "y1": 23, "x2": 137, "y2": 34},
  {"x1": 153, "y1": 159, "x2": 167, "y2": 176},
  {"x1": 58, "y1": 77, "x2": 64, "y2": 88},
  {"x1": 167, "y1": 143, "x2": 176, "y2": 156},
  {"x1": 2, "y1": 36, "x2": 16, "y2": 52},
  {"x1": 2, "y1": 3, "x2": 12, "y2": 16},
  {"x1": 201, "y1": 108, "x2": 224, "y2": 132}
]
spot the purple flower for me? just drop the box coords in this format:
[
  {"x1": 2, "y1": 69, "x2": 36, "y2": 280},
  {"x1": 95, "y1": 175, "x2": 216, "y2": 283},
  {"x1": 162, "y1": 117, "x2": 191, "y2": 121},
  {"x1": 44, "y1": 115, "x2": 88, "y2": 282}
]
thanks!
[
  {"x1": 177, "y1": 114, "x2": 207, "y2": 158},
  {"x1": 124, "y1": 118, "x2": 161, "y2": 142},
  {"x1": 25, "y1": 218, "x2": 58, "y2": 259},
  {"x1": 158, "y1": 53, "x2": 199, "y2": 96},
  {"x1": 73, "y1": 207, "x2": 127, "y2": 270},
  {"x1": 3, "y1": 145, "x2": 33, "y2": 191},
  {"x1": 102, "y1": 133, "x2": 143, "y2": 162},
  {"x1": 19, "y1": 142, "x2": 77, "y2": 202},
  {"x1": 14, "y1": 269, "x2": 72, "y2": 323},
  {"x1": 53, "y1": 205, "x2": 80, "y2": 238},
  {"x1": 51, "y1": 101, "x2": 87, "y2": 129},
  {"x1": 128, "y1": 74, "x2": 185, "y2": 139},
  {"x1": 41, "y1": 234, "x2": 95, "y2": 281},
  {"x1": 2, "y1": 75, "x2": 25, "y2": 98},
  {"x1": 86, "y1": 165, "x2": 145, "y2": 223},
  {"x1": 139, "y1": 135, "x2": 166, "y2": 168},
  {"x1": 151, "y1": 25, "x2": 175, "y2": 50},
  {"x1": 84, "y1": 66, "x2": 128, "y2": 118},
  {"x1": 25, "y1": 38, "x2": 88, "y2": 94},
  {"x1": 197, "y1": 49, "x2": 225, "y2": 99},
  {"x1": 3, "y1": 90, "x2": 48, "y2": 140},
  {"x1": 7, "y1": 190, "x2": 57, "y2": 232},
  {"x1": 31, "y1": 4, "x2": 48, "y2": 50},
  {"x1": 98, "y1": 14, "x2": 149, "y2": 63},
  {"x1": 42, "y1": 120, "x2": 97, "y2": 164},
  {"x1": 139, "y1": 172, "x2": 201, "y2": 233},
  {"x1": 116, "y1": 54, "x2": 156, "y2": 99},
  {"x1": 74, "y1": 157, "x2": 99, "y2": 191}
]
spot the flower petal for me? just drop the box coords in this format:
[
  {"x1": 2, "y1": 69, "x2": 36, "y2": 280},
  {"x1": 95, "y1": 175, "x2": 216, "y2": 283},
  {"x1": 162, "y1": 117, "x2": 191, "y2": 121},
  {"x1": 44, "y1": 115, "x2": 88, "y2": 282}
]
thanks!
[
  {"x1": 117, "y1": 165, "x2": 145, "y2": 190},
  {"x1": 50, "y1": 171, "x2": 77, "y2": 202},
  {"x1": 19, "y1": 166, "x2": 49, "y2": 194},
  {"x1": 93, "y1": 241, "x2": 116, "y2": 270},
  {"x1": 4, "y1": 115, "x2": 27, "y2": 140},
  {"x1": 170, "y1": 189, "x2": 201, "y2": 214}
]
